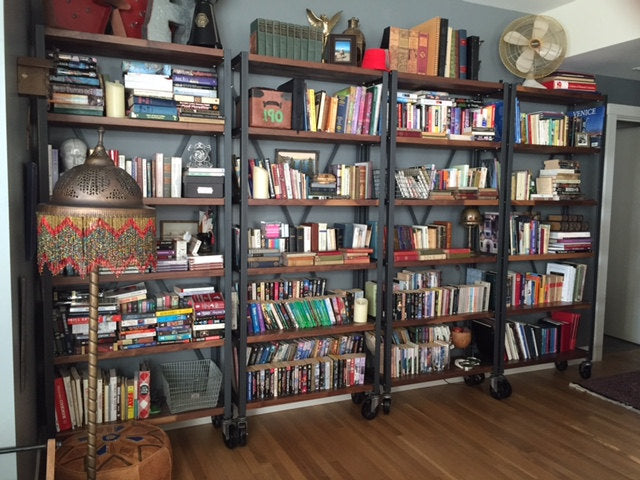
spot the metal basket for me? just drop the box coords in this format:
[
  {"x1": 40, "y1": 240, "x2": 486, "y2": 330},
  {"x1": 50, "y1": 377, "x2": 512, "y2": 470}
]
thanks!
[{"x1": 161, "y1": 359, "x2": 222, "y2": 414}]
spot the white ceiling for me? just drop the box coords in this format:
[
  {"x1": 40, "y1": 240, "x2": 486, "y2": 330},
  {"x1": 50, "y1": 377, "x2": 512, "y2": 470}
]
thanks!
[{"x1": 463, "y1": 0, "x2": 640, "y2": 81}]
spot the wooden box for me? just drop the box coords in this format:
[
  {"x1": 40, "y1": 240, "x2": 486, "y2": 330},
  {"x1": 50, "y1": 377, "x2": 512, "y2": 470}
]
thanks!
[{"x1": 249, "y1": 88, "x2": 292, "y2": 129}]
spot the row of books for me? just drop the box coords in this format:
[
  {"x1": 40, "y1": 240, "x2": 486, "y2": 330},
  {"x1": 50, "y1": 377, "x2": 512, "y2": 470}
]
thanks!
[
  {"x1": 514, "y1": 103, "x2": 604, "y2": 147},
  {"x1": 244, "y1": 220, "x2": 377, "y2": 255},
  {"x1": 393, "y1": 222, "x2": 452, "y2": 251},
  {"x1": 394, "y1": 91, "x2": 499, "y2": 139},
  {"x1": 277, "y1": 79, "x2": 385, "y2": 136},
  {"x1": 389, "y1": 338, "x2": 451, "y2": 378},
  {"x1": 505, "y1": 311, "x2": 581, "y2": 361},
  {"x1": 391, "y1": 281, "x2": 491, "y2": 321},
  {"x1": 509, "y1": 212, "x2": 593, "y2": 256},
  {"x1": 518, "y1": 158, "x2": 583, "y2": 201},
  {"x1": 247, "y1": 277, "x2": 327, "y2": 301},
  {"x1": 506, "y1": 263, "x2": 587, "y2": 308},
  {"x1": 390, "y1": 325, "x2": 451, "y2": 345},
  {"x1": 246, "y1": 353, "x2": 367, "y2": 402},
  {"x1": 250, "y1": 18, "x2": 323, "y2": 62},
  {"x1": 53, "y1": 363, "x2": 149, "y2": 432},
  {"x1": 47, "y1": 51, "x2": 105, "y2": 116},
  {"x1": 381, "y1": 18, "x2": 481, "y2": 79},
  {"x1": 394, "y1": 163, "x2": 496, "y2": 200},
  {"x1": 247, "y1": 294, "x2": 352, "y2": 334},
  {"x1": 247, "y1": 333, "x2": 365, "y2": 366}
]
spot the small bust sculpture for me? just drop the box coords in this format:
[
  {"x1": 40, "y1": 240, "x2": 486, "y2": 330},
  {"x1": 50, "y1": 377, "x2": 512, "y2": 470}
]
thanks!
[{"x1": 59, "y1": 138, "x2": 88, "y2": 171}]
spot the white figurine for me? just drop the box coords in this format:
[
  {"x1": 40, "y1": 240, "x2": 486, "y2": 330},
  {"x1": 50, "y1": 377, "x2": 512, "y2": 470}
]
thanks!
[{"x1": 59, "y1": 138, "x2": 88, "y2": 171}]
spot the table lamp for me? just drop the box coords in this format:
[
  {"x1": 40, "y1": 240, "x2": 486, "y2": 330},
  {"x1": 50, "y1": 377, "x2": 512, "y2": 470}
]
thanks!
[{"x1": 37, "y1": 127, "x2": 157, "y2": 480}]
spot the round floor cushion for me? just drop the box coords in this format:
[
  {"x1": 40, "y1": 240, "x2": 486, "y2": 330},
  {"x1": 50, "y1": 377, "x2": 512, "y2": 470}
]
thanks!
[{"x1": 55, "y1": 421, "x2": 172, "y2": 480}]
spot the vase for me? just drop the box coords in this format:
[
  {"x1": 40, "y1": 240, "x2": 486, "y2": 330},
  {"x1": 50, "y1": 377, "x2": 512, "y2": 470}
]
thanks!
[{"x1": 343, "y1": 17, "x2": 366, "y2": 66}]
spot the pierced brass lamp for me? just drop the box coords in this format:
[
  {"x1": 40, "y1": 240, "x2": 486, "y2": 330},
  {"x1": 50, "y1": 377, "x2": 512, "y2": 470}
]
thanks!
[{"x1": 37, "y1": 127, "x2": 156, "y2": 480}]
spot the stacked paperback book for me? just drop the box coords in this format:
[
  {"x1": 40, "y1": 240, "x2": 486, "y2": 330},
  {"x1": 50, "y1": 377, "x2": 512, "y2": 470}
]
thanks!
[{"x1": 47, "y1": 51, "x2": 104, "y2": 116}]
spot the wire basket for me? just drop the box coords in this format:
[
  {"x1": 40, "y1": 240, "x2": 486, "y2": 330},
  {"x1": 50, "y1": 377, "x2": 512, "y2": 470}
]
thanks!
[{"x1": 161, "y1": 359, "x2": 222, "y2": 414}]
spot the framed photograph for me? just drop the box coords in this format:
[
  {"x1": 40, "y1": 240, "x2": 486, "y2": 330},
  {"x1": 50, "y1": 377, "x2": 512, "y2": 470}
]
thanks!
[
  {"x1": 327, "y1": 34, "x2": 357, "y2": 65},
  {"x1": 160, "y1": 220, "x2": 199, "y2": 240},
  {"x1": 275, "y1": 149, "x2": 320, "y2": 177}
]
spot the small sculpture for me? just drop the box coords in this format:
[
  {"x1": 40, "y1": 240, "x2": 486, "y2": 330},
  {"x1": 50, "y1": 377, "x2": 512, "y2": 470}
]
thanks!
[
  {"x1": 59, "y1": 138, "x2": 88, "y2": 171},
  {"x1": 306, "y1": 8, "x2": 342, "y2": 59}
]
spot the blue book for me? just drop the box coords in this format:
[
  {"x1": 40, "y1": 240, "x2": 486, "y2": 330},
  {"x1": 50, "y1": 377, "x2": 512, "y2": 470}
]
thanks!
[
  {"x1": 128, "y1": 95, "x2": 177, "y2": 108},
  {"x1": 457, "y1": 29, "x2": 467, "y2": 80},
  {"x1": 130, "y1": 104, "x2": 178, "y2": 116},
  {"x1": 334, "y1": 95, "x2": 349, "y2": 134},
  {"x1": 172, "y1": 74, "x2": 217, "y2": 87}
]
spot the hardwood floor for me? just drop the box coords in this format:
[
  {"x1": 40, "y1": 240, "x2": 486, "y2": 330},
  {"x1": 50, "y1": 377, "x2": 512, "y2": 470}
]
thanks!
[{"x1": 168, "y1": 345, "x2": 640, "y2": 479}]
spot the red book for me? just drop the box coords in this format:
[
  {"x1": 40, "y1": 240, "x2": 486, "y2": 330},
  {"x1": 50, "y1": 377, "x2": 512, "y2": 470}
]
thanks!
[
  {"x1": 66, "y1": 314, "x2": 122, "y2": 325},
  {"x1": 54, "y1": 377, "x2": 73, "y2": 432},
  {"x1": 190, "y1": 292, "x2": 225, "y2": 310},
  {"x1": 137, "y1": 363, "x2": 151, "y2": 419},
  {"x1": 393, "y1": 250, "x2": 419, "y2": 261},
  {"x1": 542, "y1": 80, "x2": 597, "y2": 92},
  {"x1": 551, "y1": 311, "x2": 581, "y2": 351}
]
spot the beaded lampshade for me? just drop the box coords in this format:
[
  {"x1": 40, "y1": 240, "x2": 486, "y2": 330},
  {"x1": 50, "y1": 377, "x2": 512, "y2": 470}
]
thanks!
[{"x1": 36, "y1": 127, "x2": 157, "y2": 480}]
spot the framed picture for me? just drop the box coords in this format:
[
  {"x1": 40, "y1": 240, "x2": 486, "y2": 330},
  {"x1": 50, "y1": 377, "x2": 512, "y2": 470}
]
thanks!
[
  {"x1": 327, "y1": 34, "x2": 357, "y2": 65},
  {"x1": 160, "y1": 220, "x2": 199, "y2": 240},
  {"x1": 275, "y1": 149, "x2": 320, "y2": 177}
]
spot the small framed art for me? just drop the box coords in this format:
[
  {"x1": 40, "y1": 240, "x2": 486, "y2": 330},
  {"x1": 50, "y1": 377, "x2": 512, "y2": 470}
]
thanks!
[
  {"x1": 274, "y1": 149, "x2": 320, "y2": 177},
  {"x1": 327, "y1": 34, "x2": 358, "y2": 65}
]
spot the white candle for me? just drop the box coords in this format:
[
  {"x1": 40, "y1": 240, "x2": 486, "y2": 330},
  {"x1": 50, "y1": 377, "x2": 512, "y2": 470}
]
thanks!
[
  {"x1": 252, "y1": 165, "x2": 270, "y2": 199},
  {"x1": 105, "y1": 80, "x2": 125, "y2": 118},
  {"x1": 353, "y1": 297, "x2": 368, "y2": 324}
]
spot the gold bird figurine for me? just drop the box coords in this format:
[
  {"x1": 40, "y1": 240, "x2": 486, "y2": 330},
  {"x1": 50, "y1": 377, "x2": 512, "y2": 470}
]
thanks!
[{"x1": 306, "y1": 8, "x2": 342, "y2": 60}]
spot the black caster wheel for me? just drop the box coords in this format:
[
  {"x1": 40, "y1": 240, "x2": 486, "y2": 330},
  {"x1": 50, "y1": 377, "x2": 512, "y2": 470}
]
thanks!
[
  {"x1": 351, "y1": 392, "x2": 365, "y2": 404},
  {"x1": 464, "y1": 373, "x2": 485, "y2": 386},
  {"x1": 555, "y1": 360, "x2": 568, "y2": 371},
  {"x1": 211, "y1": 415, "x2": 223, "y2": 428},
  {"x1": 224, "y1": 423, "x2": 238, "y2": 449},
  {"x1": 361, "y1": 398, "x2": 378, "y2": 420},
  {"x1": 382, "y1": 397, "x2": 391, "y2": 414},
  {"x1": 579, "y1": 361, "x2": 592, "y2": 379},
  {"x1": 238, "y1": 422, "x2": 248, "y2": 447},
  {"x1": 490, "y1": 378, "x2": 512, "y2": 400}
]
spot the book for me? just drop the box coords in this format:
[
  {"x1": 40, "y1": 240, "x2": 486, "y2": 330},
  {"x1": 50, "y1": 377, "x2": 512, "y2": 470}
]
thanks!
[
  {"x1": 542, "y1": 80, "x2": 597, "y2": 92},
  {"x1": 53, "y1": 376, "x2": 73, "y2": 432},
  {"x1": 137, "y1": 361, "x2": 151, "y2": 419},
  {"x1": 411, "y1": 17, "x2": 444, "y2": 76}
]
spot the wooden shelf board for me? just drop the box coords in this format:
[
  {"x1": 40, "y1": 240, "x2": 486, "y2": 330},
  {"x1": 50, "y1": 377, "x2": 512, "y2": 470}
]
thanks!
[
  {"x1": 47, "y1": 113, "x2": 225, "y2": 135},
  {"x1": 390, "y1": 364, "x2": 493, "y2": 387},
  {"x1": 396, "y1": 72, "x2": 505, "y2": 97},
  {"x1": 516, "y1": 86, "x2": 605, "y2": 104},
  {"x1": 53, "y1": 338, "x2": 225, "y2": 365},
  {"x1": 390, "y1": 312, "x2": 494, "y2": 328},
  {"x1": 248, "y1": 198, "x2": 379, "y2": 207},
  {"x1": 245, "y1": 383, "x2": 372, "y2": 409},
  {"x1": 248, "y1": 263, "x2": 377, "y2": 275},
  {"x1": 511, "y1": 199, "x2": 597, "y2": 207},
  {"x1": 513, "y1": 144, "x2": 600, "y2": 155},
  {"x1": 247, "y1": 323, "x2": 375, "y2": 343},
  {"x1": 147, "y1": 405, "x2": 225, "y2": 426},
  {"x1": 245, "y1": 127, "x2": 380, "y2": 144},
  {"x1": 45, "y1": 27, "x2": 224, "y2": 67},
  {"x1": 51, "y1": 269, "x2": 225, "y2": 287},
  {"x1": 393, "y1": 254, "x2": 497, "y2": 268},
  {"x1": 395, "y1": 198, "x2": 499, "y2": 206},
  {"x1": 143, "y1": 197, "x2": 225, "y2": 206},
  {"x1": 396, "y1": 136, "x2": 501, "y2": 150},
  {"x1": 504, "y1": 348, "x2": 589, "y2": 369},
  {"x1": 506, "y1": 301, "x2": 591, "y2": 316},
  {"x1": 508, "y1": 252, "x2": 594, "y2": 262}
]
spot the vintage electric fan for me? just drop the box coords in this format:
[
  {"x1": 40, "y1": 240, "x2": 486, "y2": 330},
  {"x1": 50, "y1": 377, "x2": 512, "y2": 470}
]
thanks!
[{"x1": 499, "y1": 15, "x2": 567, "y2": 88}]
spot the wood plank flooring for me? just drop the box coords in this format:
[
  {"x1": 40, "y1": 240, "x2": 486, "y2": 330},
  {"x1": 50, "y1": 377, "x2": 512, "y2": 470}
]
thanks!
[{"x1": 168, "y1": 345, "x2": 640, "y2": 479}]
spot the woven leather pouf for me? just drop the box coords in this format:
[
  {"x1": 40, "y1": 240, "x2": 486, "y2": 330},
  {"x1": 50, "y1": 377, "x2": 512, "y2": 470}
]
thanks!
[{"x1": 55, "y1": 421, "x2": 172, "y2": 480}]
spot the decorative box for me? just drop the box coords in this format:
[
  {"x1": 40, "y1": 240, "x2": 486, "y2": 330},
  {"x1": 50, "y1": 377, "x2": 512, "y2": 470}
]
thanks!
[
  {"x1": 248, "y1": 88, "x2": 292, "y2": 129},
  {"x1": 183, "y1": 175, "x2": 224, "y2": 198}
]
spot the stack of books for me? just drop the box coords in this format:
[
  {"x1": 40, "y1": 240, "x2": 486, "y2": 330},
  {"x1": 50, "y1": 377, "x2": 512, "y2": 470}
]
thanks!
[
  {"x1": 123, "y1": 61, "x2": 176, "y2": 121},
  {"x1": 540, "y1": 71, "x2": 597, "y2": 92},
  {"x1": 155, "y1": 306, "x2": 193, "y2": 345},
  {"x1": 547, "y1": 231, "x2": 592, "y2": 254},
  {"x1": 188, "y1": 293, "x2": 225, "y2": 341},
  {"x1": 118, "y1": 310, "x2": 157, "y2": 350},
  {"x1": 340, "y1": 248, "x2": 372, "y2": 264},
  {"x1": 536, "y1": 158, "x2": 582, "y2": 200},
  {"x1": 188, "y1": 253, "x2": 224, "y2": 271},
  {"x1": 314, "y1": 250, "x2": 344, "y2": 266},
  {"x1": 173, "y1": 68, "x2": 223, "y2": 124},
  {"x1": 247, "y1": 248, "x2": 282, "y2": 268},
  {"x1": 47, "y1": 51, "x2": 104, "y2": 116}
]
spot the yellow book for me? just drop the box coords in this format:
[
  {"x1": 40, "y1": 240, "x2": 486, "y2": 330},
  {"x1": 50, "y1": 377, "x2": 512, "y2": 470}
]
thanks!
[{"x1": 306, "y1": 88, "x2": 316, "y2": 132}]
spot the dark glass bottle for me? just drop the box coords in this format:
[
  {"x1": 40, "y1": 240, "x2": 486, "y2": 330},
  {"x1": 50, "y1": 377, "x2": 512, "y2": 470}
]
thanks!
[
  {"x1": 187, "y1": 0, "x2": 222, "y2": 48},
  {"x1": 343, "y1": 17, "x2": 366, "y2": 66}
]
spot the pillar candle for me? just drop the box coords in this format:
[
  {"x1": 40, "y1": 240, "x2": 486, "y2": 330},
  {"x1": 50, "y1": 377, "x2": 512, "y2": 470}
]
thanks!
[
  {"x1": 252, "y1": 165, "x2": 270, "y2": 199},
  {"x1": 105, "y1": 80, "x2": 125, "y2": 118},
  {"x1": 353, "y1": 298, "x2": 368, "y2": 324}
]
